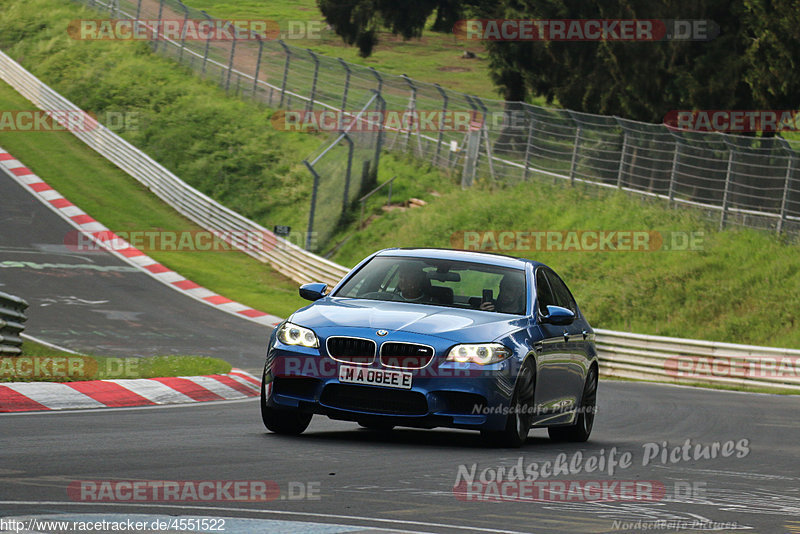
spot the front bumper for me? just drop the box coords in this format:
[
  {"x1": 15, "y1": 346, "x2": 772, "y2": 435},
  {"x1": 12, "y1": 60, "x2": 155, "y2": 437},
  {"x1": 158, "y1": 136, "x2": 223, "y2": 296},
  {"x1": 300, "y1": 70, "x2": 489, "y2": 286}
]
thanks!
[{"x1": 264, "y1": 330, "x2": 518, "y2": 431}]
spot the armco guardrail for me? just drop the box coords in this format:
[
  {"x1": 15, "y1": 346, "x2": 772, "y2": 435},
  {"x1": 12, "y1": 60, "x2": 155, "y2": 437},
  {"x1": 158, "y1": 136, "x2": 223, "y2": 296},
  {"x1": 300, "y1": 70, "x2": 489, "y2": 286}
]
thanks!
[
  {"x1": 0, "y1": 50, "x2": 349, "y2": 288},
  {"x1": 0, "y1": 291, "x2": 28, "y2": 355},
  {"x1": 595, "y1": 328, "x2": 800, "y2": 392}
]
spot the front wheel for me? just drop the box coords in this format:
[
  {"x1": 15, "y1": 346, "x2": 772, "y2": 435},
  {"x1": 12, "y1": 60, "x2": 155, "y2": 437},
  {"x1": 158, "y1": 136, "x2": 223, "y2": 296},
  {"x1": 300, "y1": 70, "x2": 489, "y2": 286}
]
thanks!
[
  {"x1": 548, "y1": 366, "x2": 597, "y2": 443},
  {"x1": 482, "y1": 359, "x2": 536, "y2": 448},
  {"x1": 261, "y1": 373, "x2": 312, "y2": 435}
]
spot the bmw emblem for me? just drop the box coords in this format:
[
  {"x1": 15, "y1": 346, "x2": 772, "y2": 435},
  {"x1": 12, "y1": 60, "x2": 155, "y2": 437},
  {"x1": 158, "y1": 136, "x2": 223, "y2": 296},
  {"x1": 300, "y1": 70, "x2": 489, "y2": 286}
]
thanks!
[{"x1": 376, "y1": 330, "x2": 388, "y2": 337}]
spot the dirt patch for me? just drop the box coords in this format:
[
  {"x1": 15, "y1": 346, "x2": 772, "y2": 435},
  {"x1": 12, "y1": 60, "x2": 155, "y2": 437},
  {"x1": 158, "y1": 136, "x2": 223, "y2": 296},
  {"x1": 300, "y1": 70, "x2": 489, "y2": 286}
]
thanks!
[{"x1": 438, "y1": 66, "x2": 471, "y2": 73}]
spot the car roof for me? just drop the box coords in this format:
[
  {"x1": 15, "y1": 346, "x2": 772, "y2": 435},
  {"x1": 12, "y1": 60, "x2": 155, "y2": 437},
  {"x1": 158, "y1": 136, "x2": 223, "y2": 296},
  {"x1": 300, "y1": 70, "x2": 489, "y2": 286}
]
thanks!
[{"x1": 374, "y1": 248, "x2": 543, "y2": 270}]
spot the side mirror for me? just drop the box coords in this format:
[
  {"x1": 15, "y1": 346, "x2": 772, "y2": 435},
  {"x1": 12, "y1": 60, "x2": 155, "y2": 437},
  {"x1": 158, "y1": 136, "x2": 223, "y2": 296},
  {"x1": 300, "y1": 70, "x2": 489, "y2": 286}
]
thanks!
[
  {"x1": 299, "y1": 282, "x2": 328, "y2": 302},
  {"x1": 542, "y1": 305, "x2": 575, "y2": 325}
]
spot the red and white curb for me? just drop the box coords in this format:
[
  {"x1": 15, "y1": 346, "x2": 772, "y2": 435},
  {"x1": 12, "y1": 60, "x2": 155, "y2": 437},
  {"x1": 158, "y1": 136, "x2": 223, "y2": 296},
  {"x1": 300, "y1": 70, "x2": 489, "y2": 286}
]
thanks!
[
  {"x1": 0, "y1": 146, "x2": 282, "y2": 327},
  {"x1": 0, "y1": 368, "x2": 261, "y2": 412}
]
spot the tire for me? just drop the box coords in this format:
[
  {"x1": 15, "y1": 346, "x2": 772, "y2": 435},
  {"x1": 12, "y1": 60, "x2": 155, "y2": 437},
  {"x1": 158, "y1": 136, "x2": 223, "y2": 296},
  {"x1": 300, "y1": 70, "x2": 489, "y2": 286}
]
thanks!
[
  {"x1": 482, "y1": 359, "x2": 536, "y2": 448},
  {"x1": 548, "y1": 365, "x2": 597, "y2": 443},
  {"x1": 261, "y1": 371, "x2": 312, "y2": 435}
]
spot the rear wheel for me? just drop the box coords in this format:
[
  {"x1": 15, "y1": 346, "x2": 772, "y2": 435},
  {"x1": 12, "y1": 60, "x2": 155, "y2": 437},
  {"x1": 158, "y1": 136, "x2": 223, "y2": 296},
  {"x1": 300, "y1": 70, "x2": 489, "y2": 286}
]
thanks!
[
  {"x1": 548, "y1": 366, "x2": 597, "y2": 443},
  {"x1": 482, "y1": 360, "x2": 535, "y2": 448},
  {"x1": 261, "y1": 371, "x2": 312, "y2": 435}
]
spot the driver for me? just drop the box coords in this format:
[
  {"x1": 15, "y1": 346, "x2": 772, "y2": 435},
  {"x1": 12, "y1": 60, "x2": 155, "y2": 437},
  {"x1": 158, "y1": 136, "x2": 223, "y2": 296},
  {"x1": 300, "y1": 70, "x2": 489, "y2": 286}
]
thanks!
[{"x1": 396, "y1": 264, "x2": 429, "y2": 301}]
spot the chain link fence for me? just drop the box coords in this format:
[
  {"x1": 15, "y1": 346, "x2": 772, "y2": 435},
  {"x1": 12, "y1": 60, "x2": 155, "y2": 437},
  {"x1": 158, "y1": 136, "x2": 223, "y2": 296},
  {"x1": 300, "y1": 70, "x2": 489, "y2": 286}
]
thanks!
[{"x1": 77, "y1": 0, "x2": 800, "y2": 238}]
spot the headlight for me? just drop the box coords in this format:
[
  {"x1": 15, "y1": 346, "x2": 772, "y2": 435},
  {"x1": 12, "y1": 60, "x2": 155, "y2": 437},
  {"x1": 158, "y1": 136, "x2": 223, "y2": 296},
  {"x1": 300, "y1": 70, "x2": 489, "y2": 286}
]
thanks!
[
  {"x1": 277, "y1": 322, "x2": 319, "y2": 348},
  {"x1": 446, "y1": 343, "x2": 512, "y2": 365}
]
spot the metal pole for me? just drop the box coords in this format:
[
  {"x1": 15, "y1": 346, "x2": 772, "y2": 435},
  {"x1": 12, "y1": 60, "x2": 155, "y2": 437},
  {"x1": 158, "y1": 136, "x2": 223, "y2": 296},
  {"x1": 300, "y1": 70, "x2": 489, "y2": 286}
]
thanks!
[
  {"x1": 303, "y1": 160, "x2": 320, "y2": 250},
  {"x1": 401, "y1": 74, "x2": 417, "y2": 153},
  {"x1": 522, "y1": 110, "x2": 535, "y2": 181},
  {"x1": 306, "y1": 49, "x2": 320, "y2": 113},
  {"x1": 201, "y1": 11, "x2": 212, "y2": 75},
  {"x1": 342, "y1": 134, "x2": 354, "y2": 212},
  {"x1": 369, "y1": 67, "x2": 383, "y2": 94},
  {"x1": 616, "y1": 132, "x2": 628, "y2": 189},
  {"x1": 475, "y1": 97, "x2": 496, "y2": 181},
  {"x1": 668, "y1": 140, "x2": 681, "y2": 206},
  {"x1": 225, "y1": 35, "x2": 237, "y2": 92},
  {"x1": 136, "y1": 0, "x2": 142, "y2": 19},
  {"x1": 178, "y1": 2, "x2": 189, "y2": 63},
  {"x1": 153, "y1": 0, "x2": 164, "y2": 52},
  {"x1": 434, "y1": 83, "x2": 448, "y2": 165},
  {"x1": 338, "y1": 58, "x2": 351, "y2": 130},
  {"x1": 252, "y1": 37, "x2": 263, "y2": 100},
  {"x1": 778, "y1": 146, "x2": 795, "y2": 234},
  {"x1": 569, "y1": 126, "x2": 582, "y2": 186},
  {"x1": 720, "y1": 149, "x2": 735, "y2": 231},
  {"x1": 278, "y1": 40, "x2": 291, "y2": 107},
  {"x1": 372, "y1": 91, "x2": 385, "y2": 184}
]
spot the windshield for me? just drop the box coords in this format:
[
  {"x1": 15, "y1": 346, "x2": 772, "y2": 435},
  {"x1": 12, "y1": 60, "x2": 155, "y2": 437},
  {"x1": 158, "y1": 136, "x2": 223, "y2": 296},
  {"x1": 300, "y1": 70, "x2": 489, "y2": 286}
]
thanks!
[{"x1": 333, "y1": 255, "x2": 527, "y2": 315}]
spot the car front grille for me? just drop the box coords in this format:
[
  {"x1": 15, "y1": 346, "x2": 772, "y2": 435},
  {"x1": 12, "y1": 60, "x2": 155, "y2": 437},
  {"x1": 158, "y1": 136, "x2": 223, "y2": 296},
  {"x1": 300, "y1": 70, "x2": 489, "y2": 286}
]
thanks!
[
  {"x1": 380, "y1": 342, "x2": 435, "y2": 369},
  {"x1": 326, "y1": 337, "x2": 376, "y2": 364},
  {"x1": 320, "y1": 384, "x2": 428, "y2": 415}
]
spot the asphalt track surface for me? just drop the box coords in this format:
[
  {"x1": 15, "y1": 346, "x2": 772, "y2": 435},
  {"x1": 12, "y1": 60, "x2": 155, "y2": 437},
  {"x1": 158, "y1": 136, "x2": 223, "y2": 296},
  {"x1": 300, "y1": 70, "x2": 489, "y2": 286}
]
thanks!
[
  {"x1": 3, "y1": 163, "x2": 800, "y2": 533},
  {"x1": 0, "y1": 168, "x2": 269, "y2": 368},
  {"x1": 2, "y1": 382, "x2": 800, "y2": 534}
]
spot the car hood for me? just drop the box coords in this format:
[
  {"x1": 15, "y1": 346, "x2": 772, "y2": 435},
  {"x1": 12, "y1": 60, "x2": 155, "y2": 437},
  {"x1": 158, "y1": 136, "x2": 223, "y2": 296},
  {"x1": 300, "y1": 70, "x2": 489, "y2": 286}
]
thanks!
[{"x1": 290, "y1": 298, "x2": 527, "y2": 342}]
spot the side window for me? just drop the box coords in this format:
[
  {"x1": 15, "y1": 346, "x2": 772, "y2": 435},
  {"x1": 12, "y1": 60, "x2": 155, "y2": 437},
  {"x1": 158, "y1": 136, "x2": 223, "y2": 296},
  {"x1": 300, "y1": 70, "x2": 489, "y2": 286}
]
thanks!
[
  {"x1": 535, "y1": 268, "x2": 556, "y2": 315},
  {"x1": 545, "y1": 270, "x2": 577, "y2": 314}
]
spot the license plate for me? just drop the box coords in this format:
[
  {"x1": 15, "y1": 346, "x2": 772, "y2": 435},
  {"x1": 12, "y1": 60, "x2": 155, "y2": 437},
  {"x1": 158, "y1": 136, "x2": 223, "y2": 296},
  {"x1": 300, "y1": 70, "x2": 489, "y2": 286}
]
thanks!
[{"x1": 338, "y1": 365, "x2": 412, "y2": 390}]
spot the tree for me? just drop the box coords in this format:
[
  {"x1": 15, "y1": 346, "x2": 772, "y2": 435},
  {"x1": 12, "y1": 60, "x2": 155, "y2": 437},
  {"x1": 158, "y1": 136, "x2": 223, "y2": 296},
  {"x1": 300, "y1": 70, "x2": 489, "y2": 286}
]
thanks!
[{"x1": 318, "y1": 0, "x2": 800, "y2": 123}]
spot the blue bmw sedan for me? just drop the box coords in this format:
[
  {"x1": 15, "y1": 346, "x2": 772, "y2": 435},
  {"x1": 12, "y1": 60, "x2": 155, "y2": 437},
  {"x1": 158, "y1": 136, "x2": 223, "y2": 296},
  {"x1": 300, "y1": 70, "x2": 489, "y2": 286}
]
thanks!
[{"x1": 261, "y1": 248, "x2": 598, "y2": 447}]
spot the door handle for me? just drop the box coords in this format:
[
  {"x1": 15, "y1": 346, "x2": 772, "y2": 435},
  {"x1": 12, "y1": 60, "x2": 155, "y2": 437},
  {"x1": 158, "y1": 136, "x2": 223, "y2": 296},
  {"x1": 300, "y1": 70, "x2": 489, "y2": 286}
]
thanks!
[
  {"x1": 582, "y1": 330, "x2": 588, "y2": 340},
  {"x1": 563, "y1": 330, "x2": 570, "y2": 342}
]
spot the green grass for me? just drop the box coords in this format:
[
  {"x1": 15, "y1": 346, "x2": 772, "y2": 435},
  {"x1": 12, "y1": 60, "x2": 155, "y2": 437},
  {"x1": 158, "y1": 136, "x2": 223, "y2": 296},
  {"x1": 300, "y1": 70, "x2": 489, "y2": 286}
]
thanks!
[
  {"x1": 181, "y1": 0, "x2": 509, "y2": 101},
  {"x1": 2, "y1": 340, "x2": 231, "y2": 382}
]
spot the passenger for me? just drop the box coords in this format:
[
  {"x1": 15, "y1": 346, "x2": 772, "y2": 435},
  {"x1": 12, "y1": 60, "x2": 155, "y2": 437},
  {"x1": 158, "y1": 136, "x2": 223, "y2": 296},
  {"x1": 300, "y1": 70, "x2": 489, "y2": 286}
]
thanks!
[{"x1": 481, "y1": 273, "x2": 526, "y2": 314}]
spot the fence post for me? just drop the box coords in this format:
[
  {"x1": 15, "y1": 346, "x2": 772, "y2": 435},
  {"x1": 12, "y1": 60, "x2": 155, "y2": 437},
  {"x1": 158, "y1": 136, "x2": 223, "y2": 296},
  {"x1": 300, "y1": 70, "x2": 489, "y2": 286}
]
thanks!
[
  {"x1": 338, "y1": 58, "x2": 351, "y2": 129},
  {"x1": 371, "y1": 91, "x2": 385, "y2": 185},
  {"x1": 569, "y1": 126, "x2": 582, "y2": 186},
  {"x1": 475, "y1": 97, "x2": 496, "y2": 181},
  {"x1": 177, "y1": 2, "x2": 189, "y2": 63},
  {"x1": 400, "y1": 74, "x2": 415, "y2": 152},
  {"x1": 778, "y1": 140, "x2": 795, "y2": 234},
  {"x1": 522, "y1": 110, "x2": 535, "y2": 181},
  {"x1": 252, "y1": 37, "x2": 263, "y2": 100},
  {"x1": 152, "y1": 0, "x2": 164, "y2": 52},
  {"x1": 369, "y1": 67, "x2": 383, "y2": 95},
  {"x1": 278, "y1": 40, "x2": 291, "y2": 107},
  {"x1": 433, "y1": 83, "x2": 448, "y2": 165},
  {"x1": 341, "y1": 134, "x2": 354, "y2": 213},
  {"x1": 668, "y1": 139, "x2": 681, "y2": 206},
  {"x1": 306, "y1": 49, "x2": 320, "y2": 113},
  {"x1": 225, "y1": 35, "x2": 237, "y2": 92},
  {"x1": 461, "y1": 95, "x2": 481, "y2": 188},
  {"x1": 720, "y1": 147, "x2": 735, "y2": 231},
  {"x1": 201, "y1": 11, "x2": 212, "y2": 75},
  {"x1": 136, "y1": 0, "x2": 142, "y2": 19},
  {"x1": 303, "y1": 160, "x2": 320, "y2": 251}
]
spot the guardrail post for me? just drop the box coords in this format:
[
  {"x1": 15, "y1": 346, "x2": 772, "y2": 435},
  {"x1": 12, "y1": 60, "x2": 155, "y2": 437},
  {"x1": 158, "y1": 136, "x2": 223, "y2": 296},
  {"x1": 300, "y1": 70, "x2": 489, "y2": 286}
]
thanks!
[
  {"x1": 201, "y1": 10, "x2": 212, "y2": 75},
  {"x1": 522, "y1": 110, "x2": 536, "y2": 181},
  {"x1": 278, "y1": 40, "x2": 291, "y2": 108},
  {"x1": 225, "y1": 34, "x2": 237, "y2": 92},
  {"x1": 778, "y1": 139, "x2": 795, "y2": 234},
  {"x1": 303, "y1": 160, "x2": 320, "y2": 250},
  {"x1": 433, "y1": 83, "x2": 448, "y2": 165},
  {"x1": 306, "y1": 49, "x2": 320, "y2": 113},
  {"x1": 252, "y1": 37, "x2": 264, "y2": 100},
  {"x1": 720, "y1": 146, "x2": 735, "y2": 231}
]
